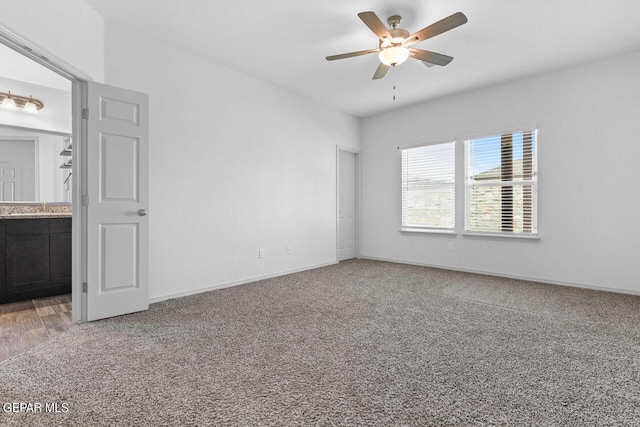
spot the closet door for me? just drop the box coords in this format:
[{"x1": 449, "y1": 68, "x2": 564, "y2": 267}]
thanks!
[{"x1": 338, "y1": 150, "x2": 357, "y2": 260}]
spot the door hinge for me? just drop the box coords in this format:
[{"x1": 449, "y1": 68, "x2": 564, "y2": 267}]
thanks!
[
  {"x1": 81, "y1": 194, "x2": 89, "y2": 207},
  {"x1": 82, "y1": 108, "x2": 89, "y2": 120},
  {"x1": 82, "y1": 282, "x2": 88, "y2": 293}
]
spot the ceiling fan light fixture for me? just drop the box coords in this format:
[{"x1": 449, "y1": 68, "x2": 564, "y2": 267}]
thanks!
[
  {"x1": 326, "y1": 11, "x2": 467, "y2": 80},
  {"x1": 378, "y1": 46, "x2": 410, "y2": 66}
]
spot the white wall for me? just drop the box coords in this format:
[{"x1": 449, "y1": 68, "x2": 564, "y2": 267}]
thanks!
[
  {"x1": 0, "y1": 76, "x2": 71, "y2": 134},
  {"x1": 102, "y1": 22, "x2": 361, "y2": 300},
  {"x1": 0, "y1": 0, "x2": 104, "y2": 81},
  {"x1": 361, "y1": 49, "x2": 640, "y2": 294}
]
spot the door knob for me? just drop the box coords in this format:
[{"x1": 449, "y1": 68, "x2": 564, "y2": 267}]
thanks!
[{"x1": 137, "y1": 209, "x2": 148, "y2": 216}]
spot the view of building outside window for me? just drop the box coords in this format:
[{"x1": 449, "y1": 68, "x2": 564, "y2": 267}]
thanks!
[
  {"x1": 466, "y1": 130, "x2": 537, "y2": 234},
  {"x1": 401, "y1": 131, "x2": 537, "y2": 234}
]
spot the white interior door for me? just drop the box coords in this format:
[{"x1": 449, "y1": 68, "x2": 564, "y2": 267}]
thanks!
[
  {"x1": 85, "y1": 81, "x2": 149, "y2": 321},
  {"x1": 338, "y1": 150, "x2": 356, "y2": 261},
  {"x1": 0, "y1": 138, "x2": 36, "y2": 201},
  {"x1": 0, "y1": 162, "x2": 21, "y2": 201}
]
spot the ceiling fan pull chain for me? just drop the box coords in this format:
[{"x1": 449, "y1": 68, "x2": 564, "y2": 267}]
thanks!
[{"x1": 392, "y1": 65, "x2": 397, "y2": 101}]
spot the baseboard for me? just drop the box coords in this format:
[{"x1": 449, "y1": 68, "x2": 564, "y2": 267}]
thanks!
[
  {"x1": 148, "y1": 261, "x2": 339, "y2": 304},
  {"x1": 359, "y1": 255, "x2": 640, "y2": 297}
]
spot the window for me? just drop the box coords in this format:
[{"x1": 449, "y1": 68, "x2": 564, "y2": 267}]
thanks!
[
  {"x1": 401, "y1": 142, "x2": 455, "y2": 231},
  {"x1": 465, "y1": 130, "x2": 537, "y2": 235}
]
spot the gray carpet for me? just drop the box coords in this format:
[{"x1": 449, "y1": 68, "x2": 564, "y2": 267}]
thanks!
[{"x1": 1, "y1": 259, "x2": 639, "y2": 426}]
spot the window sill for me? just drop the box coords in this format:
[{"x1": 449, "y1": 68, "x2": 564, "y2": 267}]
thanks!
[
  {"x1": 401, "y1": 228, "x2": 456, "y2": 235},
  {"x1": 462, "y1": 231, "x2": 540, "y2": 240}
]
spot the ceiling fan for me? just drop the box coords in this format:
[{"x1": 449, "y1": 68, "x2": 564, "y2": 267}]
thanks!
[{"x1": 326, "y1": 11, "x2": 467, "y2": 79}]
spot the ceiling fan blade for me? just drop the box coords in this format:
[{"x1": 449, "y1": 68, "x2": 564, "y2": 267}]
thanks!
[
  {"x1": 326, "y1": 49, "x2": 379, "y2": 61},
  {"x1": 358, "y1": 11, "x2": 392, "y2": 41},
  {"x1": 409, "y1": 49, "x2": 454, "y2": 66},
  {"x1": 372, "y1": 63, "x2": 389, "y2": 80},
  {"x1": 402, "y1": 12, "x2": 467, "y2": 47}
]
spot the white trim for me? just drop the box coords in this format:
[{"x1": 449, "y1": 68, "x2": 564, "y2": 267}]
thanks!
[
  {"x1": 0, "y1": 22, "x2": 92, "y2": 82},
  {"x1": 33, "y1": 137, "x2": 39, "y2": 202},
  {"x1": 72, "y1": 81, "x2": 86, "y2": 323},
  {"x1": 359, "y1": 255, "x2": 640, "y2": 296},
  {"x1": 0, "y1": 123, "x2": 72, "y2": 138},
  {"x1": 149, "y1": 261, "x2": 339, "y2": 304},
  {"x1": 462, "y1": 231, "x2": 540, "y2": 240},
  {"x1": 336, "y1": 145, "x2": 360, "y2": 155},
  {"x1": 400, "y1": 228, "x2": 456, "y2": 235}
]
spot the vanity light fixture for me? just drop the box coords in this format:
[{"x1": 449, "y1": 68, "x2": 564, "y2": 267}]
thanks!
[
  {"x1": 0, "y1": 91, "x2": 44, "y2": 114},
  {"x1": 1, "y1": 91, "x2": 16, "y2": 109},
  {"x1": 23, "y1": 96, "x2": 40, "y2": 114}
]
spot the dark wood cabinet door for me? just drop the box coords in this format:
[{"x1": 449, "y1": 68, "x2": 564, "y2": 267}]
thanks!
[
  {"x1": 6, "y1": 233, "x2": 50, "y2": 295},
  {"x1": 50, "y1": 227, "x2": 72, "y2": 285},
  {"x1": 1, "y1": 218, "x2": 71, "y2": 303}
]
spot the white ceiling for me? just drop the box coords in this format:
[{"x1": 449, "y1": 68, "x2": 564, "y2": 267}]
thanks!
[{"x1": 83, "y1": 1, "x2": 640, "y2": 117}]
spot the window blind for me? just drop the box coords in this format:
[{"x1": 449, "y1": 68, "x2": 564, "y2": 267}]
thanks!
[
  {"x1": 401, "y1": 142, "x2": 455, "y2": 230},
  {"x1": 465, "y1": 130, "x2": 537, "y2": 234}
]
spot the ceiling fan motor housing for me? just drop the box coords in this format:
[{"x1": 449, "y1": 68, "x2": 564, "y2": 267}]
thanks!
[
  {"x1": 387, "y1": 15, "x2": 402, "y2": 28},
  {"x1": 385, "y1": 15, "x2": 410, "y2": 45},
  {"x1": 389, "y1": 28, "x2": 410, "y2": 44}
]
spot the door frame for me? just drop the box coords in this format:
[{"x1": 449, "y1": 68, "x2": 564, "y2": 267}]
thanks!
[
  {"x1": 336, "y1": 146, "x2": 361, "y2": 261},
  {"x1": 0, "y1": 23, "x2": 92, "y2": 322}
]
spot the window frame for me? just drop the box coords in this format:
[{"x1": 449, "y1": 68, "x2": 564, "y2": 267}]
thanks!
[
  {"x1": 400, "y1": 140, "x2": 456, "y2": 234},
  {"x1": 463, "y1": 128, "x2": 539, "y2": 238}
]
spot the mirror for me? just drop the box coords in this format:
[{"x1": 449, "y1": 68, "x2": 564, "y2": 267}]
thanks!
[
  {"x1": 1, "y1": 39, "x2": 72, "y2": 205},
  {"x1": 0, "y1": 125, "x2": 72, "y2": 203}
]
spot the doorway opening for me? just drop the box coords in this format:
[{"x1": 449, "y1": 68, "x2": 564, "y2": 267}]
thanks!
[{"x1": 0, "y1": 24, "x2": 88, "y2": 361}]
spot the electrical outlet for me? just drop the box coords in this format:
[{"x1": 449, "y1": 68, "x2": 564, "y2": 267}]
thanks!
[
  {"x1": 448, "y1": 242, "x2": 455, "y2": 252},
  {"x1": 287, "y1": 245, "x2": 293, "y2": 254},
  {"x1": 259, "y1": 248, "x2": 265, "y2": 258}
]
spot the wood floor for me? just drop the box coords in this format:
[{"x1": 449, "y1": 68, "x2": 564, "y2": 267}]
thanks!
[{"x1": 0, "y1": 294, "x2": 73, "y2": 362}]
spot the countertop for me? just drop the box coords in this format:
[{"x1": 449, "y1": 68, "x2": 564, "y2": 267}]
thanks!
[{"x1": 0, "y1": 213, "x2": 73, "y2": 219}]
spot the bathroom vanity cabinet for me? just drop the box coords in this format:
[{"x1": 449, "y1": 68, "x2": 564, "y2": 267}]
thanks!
[{"x1": 0, "y1": 217, "x2": 72, "y2": 303}]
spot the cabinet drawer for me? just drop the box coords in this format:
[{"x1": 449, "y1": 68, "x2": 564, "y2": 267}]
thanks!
[{"x1": 6, "y1": 218, "x2": 49, "y2": 235}]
